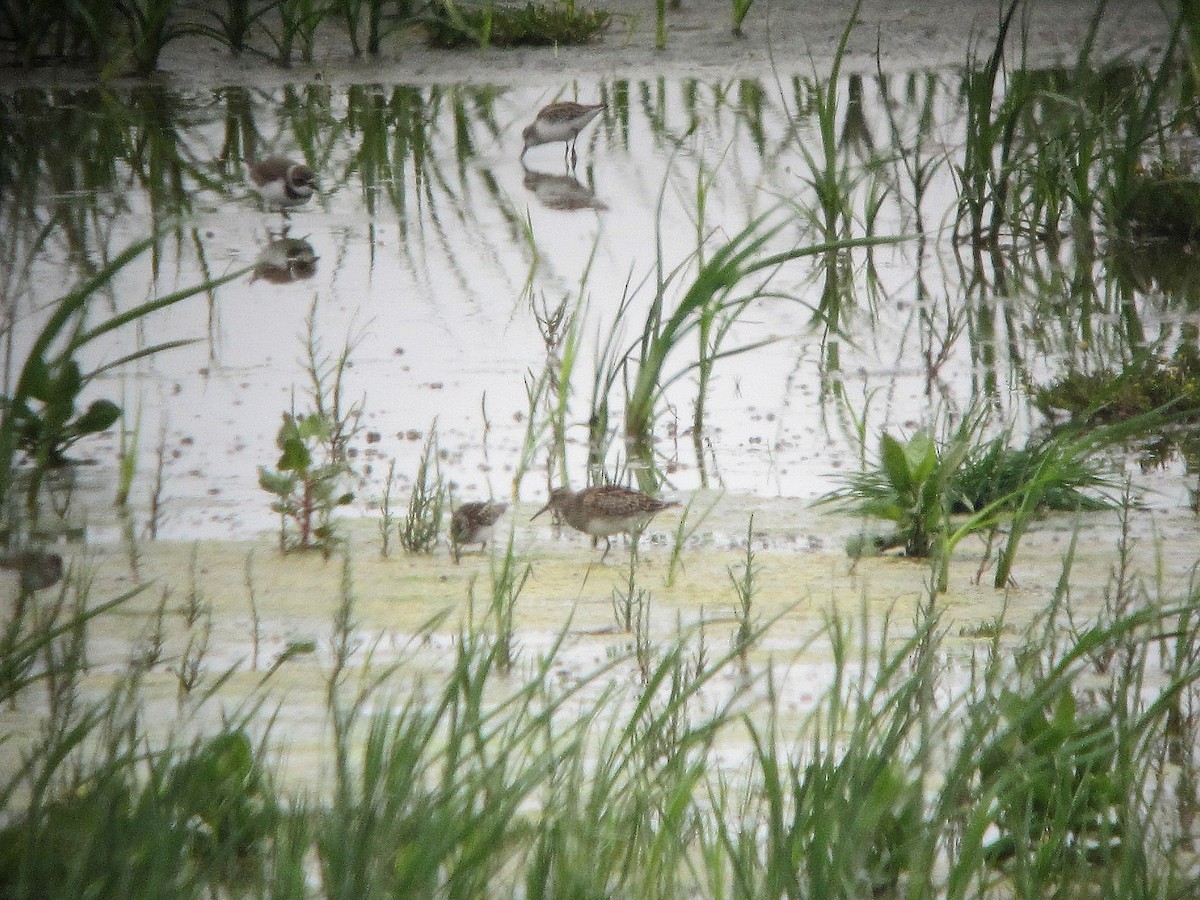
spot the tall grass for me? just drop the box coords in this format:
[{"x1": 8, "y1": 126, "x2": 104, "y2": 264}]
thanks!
[
  {"x1": 621, "y1": 209, "x2": 901, "y2": 468},
  {"x1": 4, "y1": 536, "x2": 1200, "y2": 896}
]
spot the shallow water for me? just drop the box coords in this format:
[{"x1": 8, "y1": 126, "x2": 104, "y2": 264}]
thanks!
[{"x1": 2, "y1": 67, "x2": 1198, "y2": 546}]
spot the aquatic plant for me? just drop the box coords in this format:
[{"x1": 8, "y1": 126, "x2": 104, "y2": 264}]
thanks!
[
  {"x1": 821, "y1": 410, "x2": 1131, "y2": 591},
  {"x1": 257, "y1": 301, "x2": 363, "y2": 557},
  {"x1": 114, "y1": 0, "x2": 192, "y2": 75},
  {"x1": 477, "y1": 534, "x2": 529, "y2": 673},
  {"x1": 259, "y1": 410, "x2": 356, "y2": 555},
  {"x1": 2, "y1": 516, "x2": 1200, "y2": 897},
  {"x1": 1118, "y1": 163, "x2": 1200, "y2": 239},
  {"x1": 423, "y1": 0, "x2": 610, "y2": 49},
  {"x1": 376, "y1": 458, "x2": 400, "y2": 558},
  {"x1": 0, "y1": 0, "x2": 107, "y2": 67},
  {"x1": 334, "y1": 0, "x2": 417, "y2": 54},
  {"x1": 665, "y1": 491, "x2": 718, "y2": 587},
  {"x1": 259, "y1": 0, "x2": 324, "y2": 66},
  {"x1": 954, "y1": 0, "x2": 1025, "y2": 246},
  {"x1": 398, "y1": 421, "x2": 447, "y2": 554},
  {"x1": 622, "y1": 209, "x2": 897, "y2": 470},
  {"x1": 730, "y1": 0, "x2": 754, "y2": 38},
  {"x1": 728, "y1": 516, "x2": 759, "y2": 676},
  {"x1": 114, "y1": 402, "x2": 142, "y2": 508},
  {"x1": 193, "y1": 0, "x2": 280, "y2": 55},
  {"x1": 1034, "y1": 345, "x2": 1200, "y2": 426}
]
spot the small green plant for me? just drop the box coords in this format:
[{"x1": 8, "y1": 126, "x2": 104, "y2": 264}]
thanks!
[
  {"x1": 257, "y1": 298, "x2": 364, "y2": 555},
  {"x1": 2, "y1": 360, "x2": 122, "y2": 474},
  {"x1": 665, "y1": 492, "x2": 718, "y2": 586},
  {"x1": 482, "y1": 535, "x2": 529, "y2": 673},
  {"x1": 114, "y1": 402, "x2": 142, "y2": 508},
  {"x1": 398, "y1": 422, "x2": 447, "y2": 554},
  {"x1": 730, "y1": 0, "x2": 753, "y2": 37},
  {"x1": 979, "y1": 688, "x2": 1124, "y2": 877},
  {"x1": 259, "y1": 411, "x2": 356, "y2": 556},
  {"x1": 423, "y1": 0, "x2": 610, "y2": 49},
  {"x1": 728, "y1": 516, "x2": 758, "y2": 676},
  {"x1": 194, "y1": 0, "x2": 281, "y2": 55},
  {"x1": 377, "y1": 458, "x2": 399, "y2": 558},
  {"x1": 163, "y1": 729, "x2": 280, "y2": 869},
  {"x1": 261, "y1": 0, "x2": 325, "y2": 65},
  {"x1": 114, "y1": 0, "x2": 193, "y2": 75},
  {"x1": 830, "y1": 429, "x2": 954, "y2": 560}
]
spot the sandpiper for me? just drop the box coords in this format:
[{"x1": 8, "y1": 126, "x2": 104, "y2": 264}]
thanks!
[
  {"x1": 244, "y1": 157, "x2": 317, "y2": 210},
  {"x1": 520, "y1": 101, "x2": 605, "y2": 167},
  {"x1": 532, "y1": 485, "x2": 678, "y2": 560},
  {"x1": 450, "y1": 501, "x2": 509, "y2": 563},
  {"x1": 0, "y1": 549, "x2": 64, "y2": 593}
]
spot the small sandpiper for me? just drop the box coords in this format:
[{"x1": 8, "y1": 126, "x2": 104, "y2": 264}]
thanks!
[
  {"x1": 521, "y1": 101, "x2": 605, "y2": 167},
  {"x1": 532, "y1": 485, "x2": 678, "y2": 560},
  {"x1": 450, "y1": 501, "x2": 509, "y2": 563},
  {"x1": 0, "y1": 549, "x2": 64, "y2": 593},
  {"x1": 244, "y1": 157, "x2": 317, "y2": 210}
]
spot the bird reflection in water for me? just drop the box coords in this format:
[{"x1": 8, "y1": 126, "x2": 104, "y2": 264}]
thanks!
[
  {"x1": 251, "y1": 226, "x2": 319, "y2": 284},
  {"x1": 521, "y1": 162, "x2": 607, "y2": 212}
]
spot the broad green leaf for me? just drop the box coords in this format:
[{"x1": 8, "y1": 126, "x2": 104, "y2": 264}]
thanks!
[
  {"x1": 880, "y1": 433, "x2": 913, "y2": 495},
  {"x1": 23, "y1": 356, "x2": 52, "y2": 403},
  {"x1": 276, "y1": 437, "x2": 311, "y2": 472},
  {"x1": 906, "y1": 432, "x2": 938, "y2": 483},
  {"x1": 72, "y1": 399, "x2": 122, "y2": 436}
]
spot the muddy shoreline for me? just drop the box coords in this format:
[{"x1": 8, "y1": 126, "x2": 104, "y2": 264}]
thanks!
[{"x1": 1, "y1": 1, "x2": 1173, "y2": 92}]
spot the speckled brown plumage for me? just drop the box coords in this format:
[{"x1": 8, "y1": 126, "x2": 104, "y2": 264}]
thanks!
[
  {"x1": 532, "y1": 485, "x2": 678, "y2": 559},
  {"x1": 450, "y1": 501, "x2": 508, "y2": 562}
]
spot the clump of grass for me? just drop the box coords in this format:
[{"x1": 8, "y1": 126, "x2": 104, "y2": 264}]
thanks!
[
  {"x1": 730, "y1": 0, "x2": 754, "y2": 37},
  {"x1": 821, "y1": 410, "x2": 1130, "y2": 590},
  {"x1": 622, "y1": 209, "x2": 899, "y2": 469},
  {"x1": 192, "y1": 0, "x2": 280, "y2": 55},
  {"x1": 471, "y1": 534, "x2": 529, "y2": 673},
  {"x1": 1035, "y1": 344, "x2": 1200, "y2": 425},
  {"x1": 114, "y1": 0, "x2": 194, "y2": 75},
  {"x1": 398, "y1": 421, "x2": 447, "y2": 553},
  {"x1": 1118, "y1": 164, "x2": 1200, "y2": 238},
  {"x1": 423, "y1": 0, "x2": 610, "y2": 49},
  {"x1": 727, "y1": 516, "x2": 758, "y2": 677}
]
